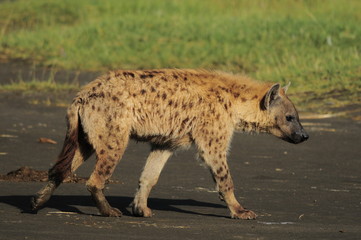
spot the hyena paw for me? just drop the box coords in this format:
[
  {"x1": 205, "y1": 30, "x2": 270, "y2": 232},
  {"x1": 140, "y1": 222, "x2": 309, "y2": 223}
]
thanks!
[
  {"x1": 31, "y1": 181, "x2": 57, "y2": 211},
  {"x1": 31, "y1": 194, "x2": 45, "y2": 211},
  {"x1": 231, "y1": 209, "x2": 257, "y2": 220},
  {"x1": 101, "y1": 207, "x2": 122, "y2": 217},
  {"x1": 132, "y1": 205, "x2": 153, "y2": 218}
]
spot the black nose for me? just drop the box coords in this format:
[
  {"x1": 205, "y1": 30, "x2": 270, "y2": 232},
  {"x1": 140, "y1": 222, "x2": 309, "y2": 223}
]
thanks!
[{"x1": 301, "y1": 132, "x2": 309, "y2": 141}]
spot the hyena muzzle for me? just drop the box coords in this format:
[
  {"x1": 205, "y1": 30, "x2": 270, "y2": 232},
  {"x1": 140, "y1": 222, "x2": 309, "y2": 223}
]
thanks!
[{"x1": 31, "y1": 69, "x2": 308, "y2": 219}]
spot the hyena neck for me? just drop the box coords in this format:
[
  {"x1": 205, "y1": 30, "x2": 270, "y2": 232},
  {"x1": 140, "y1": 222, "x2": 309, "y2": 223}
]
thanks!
[
  {"x1": 235, "y1": 118, "x2": 270, "y2": 133},
  {"x1": 231, "y1": 82, "x2": 274, "y2": 134},
  {"x1": 233, "y1": 105, "x2": 273, "y2": 134}
]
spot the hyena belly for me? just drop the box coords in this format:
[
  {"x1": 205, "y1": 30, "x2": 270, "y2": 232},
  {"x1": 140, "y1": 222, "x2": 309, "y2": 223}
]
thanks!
[{"x1": 32, "y1": 69, "x2": 307, "y2": 219}]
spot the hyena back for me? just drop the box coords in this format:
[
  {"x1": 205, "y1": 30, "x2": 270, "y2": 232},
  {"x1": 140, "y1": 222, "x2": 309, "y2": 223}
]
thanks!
[{"x1": 32, "y1": 69, "x2": 308, "y2": 219}]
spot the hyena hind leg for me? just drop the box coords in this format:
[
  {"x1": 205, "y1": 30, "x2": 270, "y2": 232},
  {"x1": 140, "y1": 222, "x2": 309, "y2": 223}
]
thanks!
[
  {"x1": 132, "y1": 149, "x2": 173, "y2": 217},
  {"x1": 86, "y1": 133, "x2": 129, "y2": 217},
  {"x1": 31, "y1": 145, "x2": 93, "y2": 212}
]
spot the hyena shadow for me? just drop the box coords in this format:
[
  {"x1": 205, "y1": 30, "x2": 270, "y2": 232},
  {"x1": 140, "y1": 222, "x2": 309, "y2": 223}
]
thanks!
[{"x1": 0, "y1": 195, "x2": 227, "y2": 218}]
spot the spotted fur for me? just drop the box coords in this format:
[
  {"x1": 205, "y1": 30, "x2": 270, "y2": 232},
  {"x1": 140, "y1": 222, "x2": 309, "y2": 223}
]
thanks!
[{"x1": 32, "y1": 69, "x2": 308, "y2": 219}]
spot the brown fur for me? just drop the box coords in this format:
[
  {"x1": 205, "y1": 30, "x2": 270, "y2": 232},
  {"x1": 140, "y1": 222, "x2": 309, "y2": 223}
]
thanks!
[
  {"x1": 32, "y1": 69, "x2": 308, "y2": 219},
  {"x1": 48, "y1": 112, "x2": 79, "y2": 184}
]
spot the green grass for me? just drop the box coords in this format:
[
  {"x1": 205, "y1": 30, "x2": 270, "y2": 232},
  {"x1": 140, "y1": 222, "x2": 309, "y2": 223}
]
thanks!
[
  {"x1": 0, "y1": 79, "x2": 78, "y2": 92},
  {"x1": 0, "y1": 0, "x2": 360, "y2": 106}
]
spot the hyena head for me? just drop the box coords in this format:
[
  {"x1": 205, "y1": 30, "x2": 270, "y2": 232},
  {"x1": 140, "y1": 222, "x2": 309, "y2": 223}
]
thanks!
[{"x1": 262, "y1": 83, "x2": 309, "y2": 144}]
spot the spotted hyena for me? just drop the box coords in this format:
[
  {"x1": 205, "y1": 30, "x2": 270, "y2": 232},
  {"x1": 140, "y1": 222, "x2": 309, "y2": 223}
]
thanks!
[{"x1": 32, "y1": 69, "x2": 308, "y2": 219}]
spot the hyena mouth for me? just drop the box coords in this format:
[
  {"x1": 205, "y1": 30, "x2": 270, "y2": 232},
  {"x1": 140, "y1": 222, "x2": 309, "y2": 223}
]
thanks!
[{"x1": 283, "y1": 132, "x2": 309, "y2": 144}]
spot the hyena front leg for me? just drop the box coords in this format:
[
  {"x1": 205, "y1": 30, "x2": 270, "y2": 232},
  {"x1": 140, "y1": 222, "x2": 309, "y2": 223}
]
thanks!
[
  {"x1": 86, "y1": 131, "x2": 129, "y2": 217},
  {"x1": 196, "y1": 132, "x2": 256, "y2": 220},
  {"x1": 132, "y1": 149, "x2": 173, "y2": 217},
  {"x1": 201, "y1": 151, "x2": 256, "y2": 219}
]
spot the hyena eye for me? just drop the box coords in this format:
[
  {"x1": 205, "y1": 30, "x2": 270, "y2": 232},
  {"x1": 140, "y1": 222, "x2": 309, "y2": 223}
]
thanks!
[{"x1": 286, "y1": 115, "x2": 295, "y2": 122}]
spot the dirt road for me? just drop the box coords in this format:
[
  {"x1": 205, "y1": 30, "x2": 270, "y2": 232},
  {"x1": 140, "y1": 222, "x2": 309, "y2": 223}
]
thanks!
[{"x1": 0, "y1": 92, "x2": 360, "y2": 240}]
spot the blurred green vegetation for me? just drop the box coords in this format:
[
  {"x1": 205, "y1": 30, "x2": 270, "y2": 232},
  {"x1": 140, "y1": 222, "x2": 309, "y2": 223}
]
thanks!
[{"x1": 0, "y1": 0, "x2": 360, "y2": 105}]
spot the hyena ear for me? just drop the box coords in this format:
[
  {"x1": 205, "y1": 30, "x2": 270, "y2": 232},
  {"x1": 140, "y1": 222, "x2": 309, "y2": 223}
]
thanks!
[
  {"x1": 283, "y1": 82, "x2": 291, "y2": 94},
  {"x1": 262, "y1": 83, "x2": 280, "y2": 110}
]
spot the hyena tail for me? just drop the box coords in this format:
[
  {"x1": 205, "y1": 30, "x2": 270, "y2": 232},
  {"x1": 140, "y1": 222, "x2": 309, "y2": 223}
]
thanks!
[
  {"x1": 32, "y1": 101, "x2": 83, "y2": 211},
  {"x1": 48, "y1": 102, "x2": 81, "y2": 185}
]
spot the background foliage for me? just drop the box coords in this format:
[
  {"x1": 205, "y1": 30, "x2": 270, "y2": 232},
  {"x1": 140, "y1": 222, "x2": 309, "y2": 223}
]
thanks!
[{"x1": 0, "y1": 0, "x2": 360, "y2": 101}]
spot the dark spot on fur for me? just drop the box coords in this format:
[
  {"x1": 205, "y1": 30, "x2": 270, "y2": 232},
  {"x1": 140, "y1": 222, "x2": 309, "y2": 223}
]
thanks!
[
  {"x1": 220, "y1": 173, "x2": 228, "y2": 182},
  {"x1": 99, "y1": 135, "x2": 103, "y2": 140},
  {"x1": 98, "y1": 170, "x2": 103, "y2": 176},
  {"x1": 241, "y1": 97, "x2": 247, "y2": 102},
  {"x1": 123, "y1": 72, "x2": 135, "y2": 78},
  {"x1": 151, "y1": 86, "x2": 156, "y2": 92},
  {"x1": 88, "y1": 93, "x2": 97, "y2": 99},
  {"x1": 162, "y1": 93, "x2": 167, "y2": 100},
  {"x1": 140, "y1": 74, "x2": 154, "y2": 79},
  {"x1": 97, "y1": 82, "x2": 102, "y2": 87},
  {"x1": 220, "y1": 86, "x2": 230, "y2": 93},
  {"x1": 92, "y1": 87, "x2": 97, "y2": 91},
  {"x1": 112, "y1": 96, "x2": 119, "y2": 101},
  {"x1": 168, "y1": 100, "x2": 173, "y2": 106},
  {"x1": 140, "y1": 89, "x2": 147, "y2": 95},
  {"x1": 252, "y1": 95, "x2": 258, "y2": 100},
  {"x1": 173, "y1": 74, "x2": 178, "y2": 79},
  {"x1": 181, "y1": 117, "x2": 190, "y2": 128},
  {"x1": 100, "y1": 149, "x2": 105, "y2": 155},
  {"x1": 145, "y1": 70, "x2": 164, "y2": 74},
  {"x1": 224, "y1": 104, "x2": 228, "y2": 110},
  {"x1": 107, "y1": 145, "x2": 113, "y2": 150},
  {"x1": 233, "y1": 93, "x2": 240, "y2": 98},
  {"x1": 92, "y1": 105, "x2": 95, "y2": 110}
]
